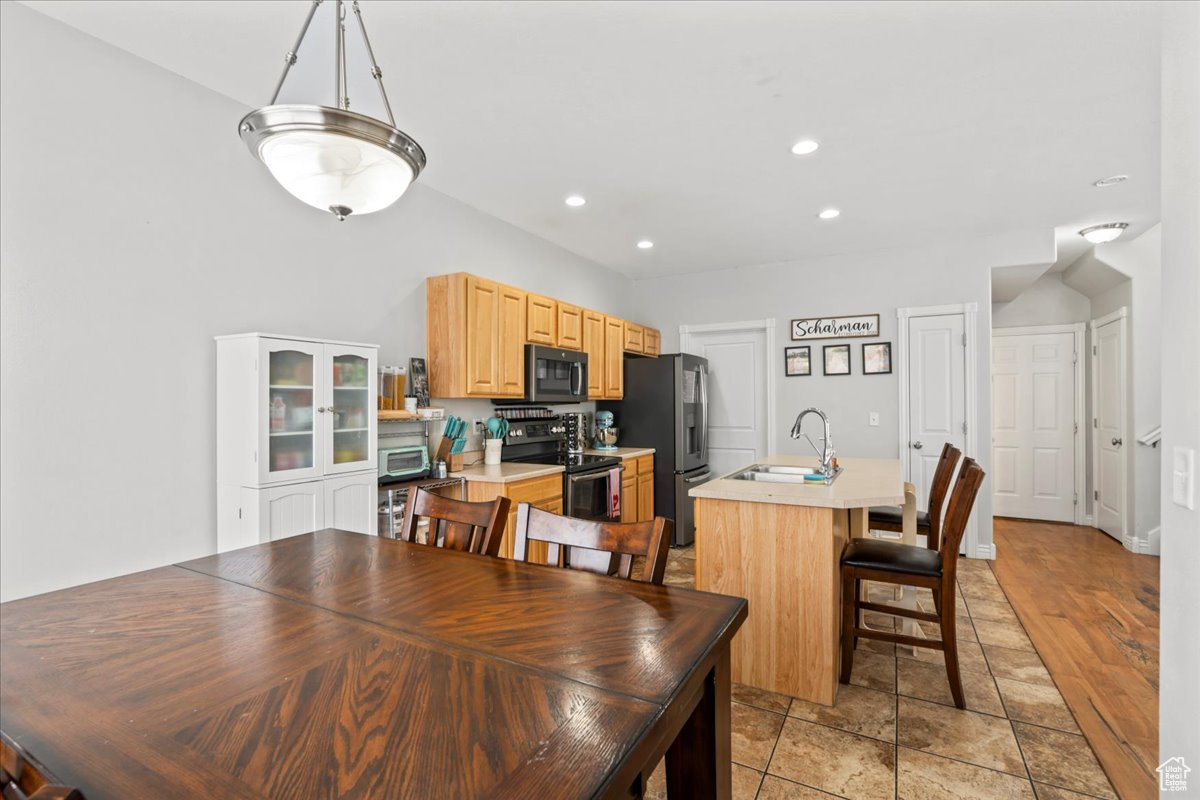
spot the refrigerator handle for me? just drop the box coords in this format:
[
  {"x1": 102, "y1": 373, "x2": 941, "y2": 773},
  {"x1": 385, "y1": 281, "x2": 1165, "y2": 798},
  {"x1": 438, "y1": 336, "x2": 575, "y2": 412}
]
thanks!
[{"x1": 698, "y1": 365, "x2": 709, "y2": 459}]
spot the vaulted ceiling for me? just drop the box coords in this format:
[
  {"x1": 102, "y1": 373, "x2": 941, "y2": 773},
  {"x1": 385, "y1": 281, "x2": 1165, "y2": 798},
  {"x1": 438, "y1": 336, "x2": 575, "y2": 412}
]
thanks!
[{"x1": 21, "y1": 0, "x2": 1163, "y2": 278}]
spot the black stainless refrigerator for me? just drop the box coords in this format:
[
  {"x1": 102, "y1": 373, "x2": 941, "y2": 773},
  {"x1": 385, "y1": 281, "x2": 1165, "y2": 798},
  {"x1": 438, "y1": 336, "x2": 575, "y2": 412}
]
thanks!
[{"x1": 598, "y1": 353, "x2": 710, "y2": 545}]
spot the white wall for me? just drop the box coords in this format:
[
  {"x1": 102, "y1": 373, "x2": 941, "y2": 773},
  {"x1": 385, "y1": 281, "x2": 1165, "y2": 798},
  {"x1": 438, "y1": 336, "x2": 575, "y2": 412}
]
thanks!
[
  {"x1": 1159, "y1": 0, "x2": 1200, "y2": 775},
  {"x1": 992, "y1": 274, "x2": 1091, "y2": 328},
  {"x1": 631, "y1": 232, "x2": 1055, "y2": 559},
  {"x1": 0, "y1": 4, "x2": 633, "y2": 601}
]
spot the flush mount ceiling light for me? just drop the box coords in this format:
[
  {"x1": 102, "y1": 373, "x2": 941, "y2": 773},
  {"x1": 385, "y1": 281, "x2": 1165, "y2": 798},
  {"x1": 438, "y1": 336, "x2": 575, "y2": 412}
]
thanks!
[
  {"x1": 239, "y1": 0, "x2": 426, "y2": 221},
  {"x1": 1092, "y1": 175, "x2": 1128, "y2": 187},
  {"x1": 565, "y1": 195, "x2": 587, "y2": 207},
  {"x1": 1079, "y1": 222, "x2": 1129, "y2": 244},
  {"x1": 790, "y1": 139, "x2": 820, "y2": 156},
  {"x1": 817, "y1": 208, "x2": 841, "y2": 220},
  {"x1": 636, "y1": 240, "x2": 655, "y2": 250}
]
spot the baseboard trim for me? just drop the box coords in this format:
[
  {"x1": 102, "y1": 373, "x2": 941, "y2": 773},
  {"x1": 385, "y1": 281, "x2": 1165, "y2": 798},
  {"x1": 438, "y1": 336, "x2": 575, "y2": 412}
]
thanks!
[
  {"x1": 1081, "y1": 514, "x2": 1095, "y2": 527},
  {"x1": 1131, "y1": 527, "x2": 1161, "y2": 556},
  {"x1": 973, "y1": 542, "x2": 997, "y2": 560}
]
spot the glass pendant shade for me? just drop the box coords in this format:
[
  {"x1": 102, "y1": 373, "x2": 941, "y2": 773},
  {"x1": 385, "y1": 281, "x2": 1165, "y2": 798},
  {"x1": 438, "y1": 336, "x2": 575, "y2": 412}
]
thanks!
[{"x1": 240, "y1": 105, "x2": 426, "y2": 221}]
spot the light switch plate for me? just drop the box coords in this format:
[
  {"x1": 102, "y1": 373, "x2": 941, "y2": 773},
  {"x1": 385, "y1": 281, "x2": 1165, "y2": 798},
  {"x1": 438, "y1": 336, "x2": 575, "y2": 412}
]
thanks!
[
  {"x1": 1173, "y1": 446, "x2": 1195, "y2": 510},
  {"x1": 869, "y1": 412, "x2": 880, "y2": 427}
]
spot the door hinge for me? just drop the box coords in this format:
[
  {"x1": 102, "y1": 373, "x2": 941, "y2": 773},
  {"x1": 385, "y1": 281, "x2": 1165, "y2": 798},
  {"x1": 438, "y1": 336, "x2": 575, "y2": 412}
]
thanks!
[
  {"x1": 1074, "y1": 491, "x2": 1078, "y2": 505},
  {"x1": 1094, "y1": 490, "x2": 1099, "y2": 501},
  {"x1": 238, "y1": 508, "x2": 242, "y2": 519},
  {"x1": 1093, "y1": 418, "x2": 1098, "y2": 429},
  {"x1": 1073, "y1": 351, "x2": 1078, "y2": 365},
  {"x1": 962, "y1": 421, "x2": 967, "y2": 435},
  {"x1": 1074, "y1": 422, "x2": 1079, "y2": 434},
  {"x1": 961, "y1": 333, "x2": 967, "y2": 347},
  {"x1": 1093, "y1": 345, "x2": 1097, "y2": 355}
]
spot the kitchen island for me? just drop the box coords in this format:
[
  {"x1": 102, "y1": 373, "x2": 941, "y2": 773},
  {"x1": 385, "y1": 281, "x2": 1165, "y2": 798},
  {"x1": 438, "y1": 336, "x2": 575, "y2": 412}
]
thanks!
[{"x1": 690, "y1": 455, "x2": 904, "y2": 705}]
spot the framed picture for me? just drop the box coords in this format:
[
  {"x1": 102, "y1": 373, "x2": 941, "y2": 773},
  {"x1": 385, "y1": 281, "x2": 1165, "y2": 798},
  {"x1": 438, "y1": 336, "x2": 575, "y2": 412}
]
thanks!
[
  {"x1": 862, "y1": 342, "x2": 892, "y2": 375},
  {"x1": 823, "y1": 344, "x2": 851, "y2": 375},
  {"x1": 791, "y1": 314, "x2": 880, "y2": 340},
  {"x1": 784, "y1": 346, "x2": 811, "y2": 376},
  {"x1": 408, "y1": 357, "x2": 430, "y2": 407}
]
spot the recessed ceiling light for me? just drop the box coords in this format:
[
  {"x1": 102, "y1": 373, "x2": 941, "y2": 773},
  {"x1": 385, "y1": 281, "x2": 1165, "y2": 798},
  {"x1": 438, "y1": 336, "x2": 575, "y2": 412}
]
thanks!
[
  {"x1": 817, "y1": 208, "x2": 840, "y2": 220},
  {"x1": 1092, "y1": 175, "x2": 1128, "y2": 188},
  {"x1": 636, "y1": 240, "x2": 654, "y2": 250},
  {"x1": 1079, "y1": 222, "x2": 1128, "y2": 244},
  {"x1": 564, "y1": 195, "x2": 586, "y2": 207},
  {"x1": 790, "y1": 139, "x2": 820, "y2": 156}
]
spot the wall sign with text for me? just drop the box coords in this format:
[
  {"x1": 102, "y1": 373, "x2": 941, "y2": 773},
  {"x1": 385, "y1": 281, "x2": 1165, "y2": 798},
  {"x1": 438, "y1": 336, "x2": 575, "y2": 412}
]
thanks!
[{"x1": 790, "y1": 314, "x2": 880, "y2": 340}]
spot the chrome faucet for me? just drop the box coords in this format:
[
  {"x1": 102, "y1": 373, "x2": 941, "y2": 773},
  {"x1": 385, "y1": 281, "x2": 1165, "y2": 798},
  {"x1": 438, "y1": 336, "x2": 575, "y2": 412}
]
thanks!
[{"x1": 791, "y1": 407, "x2": 835, "y2": 476}]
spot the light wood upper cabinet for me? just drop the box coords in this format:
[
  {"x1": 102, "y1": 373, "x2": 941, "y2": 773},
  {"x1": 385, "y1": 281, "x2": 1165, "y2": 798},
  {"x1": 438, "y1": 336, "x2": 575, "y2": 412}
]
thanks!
[
  {"x1": 464, "y1": 275, "x2": 500, "y2": 396},
  {"x1": 643, "y1": 327, "x2": 661, "y2": 356},
  {"x1": 497, "y1": 285, "x2": 527, "y2": 397},
  {"x1": 603, "y1": 316, "x2": 625, "y2": 399},
  {"x1": 556, "y1": 302, "x2": 583, "y2": 350},
  {"x1": 582, "y1": 309, "x2": 606, "y2": 398},
  {"x1": 623, "y1": 322, "x2": 645, "y2": 354},
  {"x1": 427, "y1": 273, "x2": 525, "y2": 399},
  {"x1": 526, "y1": 293, "x2": 557, "y2": 345}
]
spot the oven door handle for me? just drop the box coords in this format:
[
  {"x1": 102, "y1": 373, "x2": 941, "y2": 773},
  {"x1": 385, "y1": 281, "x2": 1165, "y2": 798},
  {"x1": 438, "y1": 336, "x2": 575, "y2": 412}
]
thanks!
[{"x1": 568, "y1": 465, "x2": 624, "y2": 484}]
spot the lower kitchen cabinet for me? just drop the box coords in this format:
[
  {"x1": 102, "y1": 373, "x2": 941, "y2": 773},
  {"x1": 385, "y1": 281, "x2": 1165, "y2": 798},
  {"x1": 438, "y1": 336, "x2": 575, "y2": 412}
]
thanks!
[
  {"x1": 225, "y1": 472, "x2": 376, "y2": 551},
  {"x1": 619, "y1": 454, "x2": 656, "y2": 523},
  {"x1": 466, "y1": 473, "x2": 562, "y2": 560}
]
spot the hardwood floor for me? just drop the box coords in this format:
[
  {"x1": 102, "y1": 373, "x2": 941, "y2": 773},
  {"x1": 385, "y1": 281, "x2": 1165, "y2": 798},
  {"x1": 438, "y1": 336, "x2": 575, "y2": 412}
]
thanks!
[{"x1": 993, "y1": 517, "x2": 1160, "y2": 800}]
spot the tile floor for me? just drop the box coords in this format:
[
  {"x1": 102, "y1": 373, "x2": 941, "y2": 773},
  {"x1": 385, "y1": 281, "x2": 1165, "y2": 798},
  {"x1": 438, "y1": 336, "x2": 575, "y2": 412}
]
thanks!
[{"x1": 645, "y1": 547, "x2": 1118, "y2": 800}]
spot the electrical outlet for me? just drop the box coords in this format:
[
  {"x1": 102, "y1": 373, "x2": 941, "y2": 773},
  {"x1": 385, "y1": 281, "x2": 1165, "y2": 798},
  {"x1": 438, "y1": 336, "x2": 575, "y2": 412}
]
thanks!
[
  {"x1": 473, "y1": 418, "x2": 485, "y2": 435},
  {"x1": 869, "y1": 412, "x2": 880, "y2": 427}
]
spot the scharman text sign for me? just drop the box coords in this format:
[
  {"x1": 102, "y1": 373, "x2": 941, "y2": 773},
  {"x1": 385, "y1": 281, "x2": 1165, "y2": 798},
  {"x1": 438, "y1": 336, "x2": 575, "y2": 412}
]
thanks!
[{"x1": 791, "y1": 314, "x2": 880, "y2": 340}]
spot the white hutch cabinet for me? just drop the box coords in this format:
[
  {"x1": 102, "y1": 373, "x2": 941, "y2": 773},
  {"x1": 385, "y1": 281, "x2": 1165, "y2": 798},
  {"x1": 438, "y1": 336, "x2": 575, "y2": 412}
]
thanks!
[{"x1": 216, "y1": 333, "x2": 377, "y2": 552}]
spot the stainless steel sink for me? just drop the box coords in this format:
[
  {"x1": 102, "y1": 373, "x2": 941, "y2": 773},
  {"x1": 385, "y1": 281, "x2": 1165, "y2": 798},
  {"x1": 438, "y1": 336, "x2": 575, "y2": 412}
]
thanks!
[{"x1": 728, "y1": 464, "x2": 842, "y2": 485}]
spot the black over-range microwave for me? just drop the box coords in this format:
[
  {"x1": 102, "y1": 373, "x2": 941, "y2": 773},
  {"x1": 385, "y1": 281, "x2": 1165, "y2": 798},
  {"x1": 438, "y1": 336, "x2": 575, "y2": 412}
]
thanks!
[{"x1": 522, "y1": 345, "x2": 588, "y2": 403}]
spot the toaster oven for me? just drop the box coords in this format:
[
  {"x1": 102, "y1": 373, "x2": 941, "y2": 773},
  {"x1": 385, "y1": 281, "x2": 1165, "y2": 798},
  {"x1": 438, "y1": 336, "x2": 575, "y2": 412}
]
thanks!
[{"x1": 378, "y1": 445, "x2": 430, "y2": 481}]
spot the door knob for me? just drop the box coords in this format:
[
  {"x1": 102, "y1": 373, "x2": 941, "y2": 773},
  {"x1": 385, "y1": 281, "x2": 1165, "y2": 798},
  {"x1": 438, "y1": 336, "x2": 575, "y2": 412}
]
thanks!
[
  {"x1": 1112, "y1": 437, "x2": 1123, "y2": 447},
  {"x1": 912, "y1": 441, "x2": 924, "y2": 450}
]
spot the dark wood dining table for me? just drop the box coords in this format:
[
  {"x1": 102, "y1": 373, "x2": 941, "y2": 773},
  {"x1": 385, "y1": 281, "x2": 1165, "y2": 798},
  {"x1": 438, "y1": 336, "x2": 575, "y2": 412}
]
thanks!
[{"x1": 0, "y1": 529, "x2": 746, "y2": 799}]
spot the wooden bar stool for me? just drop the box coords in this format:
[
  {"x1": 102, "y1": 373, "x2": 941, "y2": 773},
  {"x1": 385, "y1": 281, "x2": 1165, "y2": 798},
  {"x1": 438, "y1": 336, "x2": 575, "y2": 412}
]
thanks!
[
  {"x1": 869, "y1": 442, "x2": 960, "y2": 549},
  {"x1": 512, "y1": 503, "x2": 673, "y2": 585},
  {"x1": 839, "y1": 458, "x2": 986, "y2": 708},
  {"x1": 398, "y1": 488, "x2": 511, "y2": 557}
]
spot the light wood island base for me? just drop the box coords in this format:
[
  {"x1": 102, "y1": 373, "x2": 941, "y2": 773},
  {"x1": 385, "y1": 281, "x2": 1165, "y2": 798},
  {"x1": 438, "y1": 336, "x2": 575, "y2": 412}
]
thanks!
[{"x1": 695, "y1": 497, "x2": 848, "y2": 705}]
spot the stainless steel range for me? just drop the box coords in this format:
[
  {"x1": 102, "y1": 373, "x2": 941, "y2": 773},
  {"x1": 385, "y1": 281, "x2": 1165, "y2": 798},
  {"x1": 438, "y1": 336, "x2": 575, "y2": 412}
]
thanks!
[{"x1": 501, "y1": 416, "x2": 624, "y2": 522}]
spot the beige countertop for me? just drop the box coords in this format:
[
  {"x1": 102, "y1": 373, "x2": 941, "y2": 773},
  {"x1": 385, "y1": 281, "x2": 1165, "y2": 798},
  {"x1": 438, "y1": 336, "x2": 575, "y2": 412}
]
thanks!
[
  {"x1": 449, "y1": 462, "x2": 565, "y2": 484},
  {"x1": 583, "y1": 446, "x2": 656, "y2": 459},
  {"x1": 689, "y1": 455, "x2": 904, "y2": 509}
]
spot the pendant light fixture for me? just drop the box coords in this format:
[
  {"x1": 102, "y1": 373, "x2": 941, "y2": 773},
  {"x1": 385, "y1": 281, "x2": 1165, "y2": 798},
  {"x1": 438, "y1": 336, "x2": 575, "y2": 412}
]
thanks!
[
  {"x1": 238, "y1": 0, "x2": 426, "y2": 221},
  {"x1": 1078, "y1": 222, "x2": 1129, "y2": 244}
]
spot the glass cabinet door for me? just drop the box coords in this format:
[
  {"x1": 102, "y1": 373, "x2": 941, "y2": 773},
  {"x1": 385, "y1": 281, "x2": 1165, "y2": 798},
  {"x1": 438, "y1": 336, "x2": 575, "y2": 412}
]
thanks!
[
  {"x1": 323, "y1": 344, "x2": 376, "y2": 474},
  {"x1": 261, "y1": 340, "x2": 322, "y2": 483},
  {"x1": 262, "y1": 345, "x2": 319, "y2": 479}
]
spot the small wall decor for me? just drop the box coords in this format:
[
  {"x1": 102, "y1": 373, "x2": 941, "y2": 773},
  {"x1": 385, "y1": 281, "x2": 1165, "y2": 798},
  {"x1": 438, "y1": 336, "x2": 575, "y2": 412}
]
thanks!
[
  {"x1": 823, "y1": 344, "x2": 851, "y2": 375},
  {"x1": 785, "y1": 346, "x2": 811, "y2": 376},
  {"x1": 791, "y1": 314, "x2": 879, "y2": 340},
  {"x1": 862, "y1": 342, "x2": 892, "y2": 375},
  {"x1": 408, "y1": 357, "x2": 430, "y2": 407}
]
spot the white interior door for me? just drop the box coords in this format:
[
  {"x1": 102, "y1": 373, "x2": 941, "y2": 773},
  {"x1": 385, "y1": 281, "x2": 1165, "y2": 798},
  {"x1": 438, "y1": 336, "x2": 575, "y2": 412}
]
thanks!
[
  {"x1": 681, "y1": 325, "x2": 769, "y2": 478},
  {"x1": 907, "y1": 315, "x2": 967, "y2": 504},
  {"x1": 1092, "y1": 315, "x2": 1127, "y2": 541},
  {"x1": 991, "y1": 332, "x2": 1077, "y2": 522}
]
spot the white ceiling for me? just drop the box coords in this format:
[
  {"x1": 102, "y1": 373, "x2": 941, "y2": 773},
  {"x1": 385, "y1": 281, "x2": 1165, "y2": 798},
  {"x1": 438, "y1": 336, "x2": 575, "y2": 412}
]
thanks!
[{"x1": 21, "y1": 0, "x2": 1164, "y2": 278}]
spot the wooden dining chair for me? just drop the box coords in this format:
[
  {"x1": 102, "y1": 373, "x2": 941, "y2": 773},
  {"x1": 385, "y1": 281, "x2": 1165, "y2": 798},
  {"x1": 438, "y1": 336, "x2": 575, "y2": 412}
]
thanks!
[
  {"x1": 512, "y1": 503, "x2": 673, "y2": 585},
  {"x1": 868, "y1": 442, "x2": 961, "y2": 549},
  {"x1": 1, "y1": 732, "x2": 85, "y2": 800},
  {"x1": 839, "y1": 457, "x2": 986, "y2": 708},
  {"x1": 398, "y1": 488, "x2": 511, "y2": 557}
]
